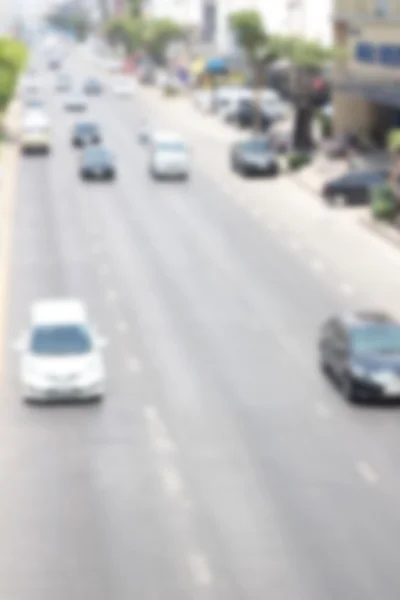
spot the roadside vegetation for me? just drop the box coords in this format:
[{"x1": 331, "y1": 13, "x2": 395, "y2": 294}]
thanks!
[{"x1": 0, "y1": 37, "x2": 28, "y2": 131}]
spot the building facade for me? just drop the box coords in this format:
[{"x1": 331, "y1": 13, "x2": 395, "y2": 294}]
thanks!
[
  {"x1": 143, "y1": 0, "x2": 202, "y2": 26},
  {"x1": 334, "y1": 0, "x2": 400, "y2": 143}
]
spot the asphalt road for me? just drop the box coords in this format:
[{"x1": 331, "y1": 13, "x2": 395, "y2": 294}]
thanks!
[{"x1": 3, "y1": 59, "x2": 400, "y2": 599}]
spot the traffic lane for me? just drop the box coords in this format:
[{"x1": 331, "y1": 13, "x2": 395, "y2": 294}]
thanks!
[
  {"x1": 2, "y1": 102, "x2": 201, "y2": 600},
  {"x1": 1, "y1": 148, "x2": 119, "y2": 600},
  {"x1": 32, "y1": 100, "x2": 228, "y2": 600},
  {"x1": 131, "y1": 83, "x2": 400, "y2": 313},
  {"x1": 84, "y1": 99, "x2": 400, "y2": 599}
]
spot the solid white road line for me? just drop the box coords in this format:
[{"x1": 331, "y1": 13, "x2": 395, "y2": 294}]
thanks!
[
  {"x1": 356, "y1": 461, "x2": 379, "y2": 485},
  {"x1": 187, "y1": 552, "x2": 213, "y2": 586}
]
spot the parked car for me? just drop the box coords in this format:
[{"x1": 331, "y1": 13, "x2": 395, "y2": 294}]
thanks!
[
  {"x1": 233, "y1": 99, "x2": 274, "y2": 131},
  {"x1": 322, "y1": 168, "x2": 388, "y2": 206},
  {"x1": 72, "y1": 122, "x2": 101, "y2": 147},
  {"x1": 80, "y1": 146, "x2": 116, "y2": 180},
  {"x1": 230, "y1": 137, "x2": 279, "y2": 176},
  {"x1": 319, "y1": 311, "x2": 400, "y2": 403}
]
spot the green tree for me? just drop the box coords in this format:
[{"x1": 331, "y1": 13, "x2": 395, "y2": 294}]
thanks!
[
  {"x1": 0, "y1": 37, "x2": 27, "y2": 112},
  {"x1": 143, "y1": 18, "x2": 183, "y2": 63},
  {"x1": 126, "y1": 0, "x2": 143, "y2": 17},
  {"x1": 228, "y1": 10, "x2": 266, "y2": 61},
  {"x1": 104, "y1": 15, "x2": 143, "y2": 52}
]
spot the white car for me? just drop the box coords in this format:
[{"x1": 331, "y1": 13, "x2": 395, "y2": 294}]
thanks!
[
  {"x1": 20, "y1": 111, "x2": 51, "y2": 153},
  {"x1": 15, "y1": 299, "x2": 107, "y2": 403},
  {"x1": 64, "y1": 93, "x2": 87, "y2": 112},
  {"x1": 112, "y1": 76, "x2": 135, "y2": 96},
  {"x1": 149, "y1": 132, "x2": 190, "y2": 180}
]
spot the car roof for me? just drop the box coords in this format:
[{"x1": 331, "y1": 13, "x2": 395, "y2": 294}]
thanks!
[
  {"x1": 339, "y1": 311, "x2": 397, "y2": 328},
  {"x1": 31, "y1": 299, "x2": 87, "y2": 326},
  {"x1": 152, "y1": 131, "x2": 184, "y2": 144}
]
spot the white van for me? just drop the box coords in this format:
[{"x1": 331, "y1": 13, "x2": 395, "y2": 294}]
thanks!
[{"x1": 21, "y1": 111, "x2": 51, "y2": 153}]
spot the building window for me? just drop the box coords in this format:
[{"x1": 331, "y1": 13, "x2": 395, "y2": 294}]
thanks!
[{"x1": 355, "y1": 42, "x2": 376, "y2": 62}]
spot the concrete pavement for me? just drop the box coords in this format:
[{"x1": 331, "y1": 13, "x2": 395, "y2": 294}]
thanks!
[{"x1": 3, "y1": 54, "x2": 400, "y2": 599}]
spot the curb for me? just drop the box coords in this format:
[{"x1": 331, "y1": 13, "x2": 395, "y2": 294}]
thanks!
[{"x1": 360, "y1": 215, "x2": 400, "y2": 250}]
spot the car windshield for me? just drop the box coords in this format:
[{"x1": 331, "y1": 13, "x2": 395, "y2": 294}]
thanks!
[
  {"x1": 85, "y1": 147, "x2": 109, "y2": 162},
  {"x1": 157, "y1": 142, "x2": 185, "y2": 152},
  {"x1": 77, "y1": 123, "x2": 97, "y2": 133},
  {"x1": 352, "y1": 325, "x2": 400, "y2": 353},
  {"x1": 31, "y1": 324, "x2": 92, "y2": 356},
  {"x1": 243, "y1": 140, "x2": 270, "y2": 153}
]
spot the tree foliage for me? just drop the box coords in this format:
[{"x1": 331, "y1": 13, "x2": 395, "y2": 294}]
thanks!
[
  {"x1": 105, "y1": 14, "x2": 183, "y2": 62},
  {"x1": 126, "y1": 0, "x2": 143, "y2": 17},
  {"x1": 143, "y1": 18, "x2": 183, "y2": 63},
  {"x1": 0, "y1": 37, "x2": 27, "y2": 111},
  {"x1": 104, "y1": 15, "x2": 144, "y2": 52},
  {"x1": 228, "y1": 10, "x2": 267, "y2": 60}
]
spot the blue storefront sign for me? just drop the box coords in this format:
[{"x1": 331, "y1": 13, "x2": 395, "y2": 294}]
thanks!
[{"x1": 356, "y1": 41, "x2": 400, "y2": 66}]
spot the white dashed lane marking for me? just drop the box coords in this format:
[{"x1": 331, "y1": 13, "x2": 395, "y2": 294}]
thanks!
[
  {"x1": 356, "y1": 461, "x2": 379, "y2": 485},
  {"x1": 116, "y1": 320, "x2": 129, "y2": 333},
  {"x1": 187, "y1": 552, "x2": 213, "y2": 586},
  {"x1": 127, "y1": 356, "x2": 142, "y2": 373},
  {"x1": 106, "y1": 289, "x2": 117, "y2": 301},
  {"x1": 310, "y1": 258, "x2": 324, "y2": 273}
]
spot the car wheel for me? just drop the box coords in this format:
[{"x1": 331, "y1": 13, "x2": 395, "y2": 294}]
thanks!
[
  {"x1": 328, "y1": 193, "x2": 347, "y2": 207},
  {"x1": 342, "y1": 372, "x2": 359, "y2": 403}
]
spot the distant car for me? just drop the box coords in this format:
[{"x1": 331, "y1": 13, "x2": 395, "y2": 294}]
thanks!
[
  {"x1": 24, "y1": 97, "x2": 45, "y2": 110},
  {"x1": 48, "y1": 58, "x2": 61, "y2": 70},
  {"x1": 233, "y1": 99, "x2": 273, "y2": 131},
  {"x1": 65, "y1": 94, "x2": 87, "y2": 112},
  {"x1": 20, "y1": 111, "x2": 51, "y2": 154},
  {"x1": 149, "y1": 132, "x2": 190, "y2": 180},
  {"x1": 72, "y1": 121, "x2": 101, "y2": 147},
  {"x1": 322, "y1": 169, "x2": 387, "y2": 206},
  {"x1": 80, "y1": 146, "x2": 116, "y2": 180},
  {"x1": 83, "y1": 78, "x2": 103, "y2": 95},
  {"x1": 55, "y1": 73, "x2": 72, "y2": 92},
  {"x1": 112, "y1": 76, "x2": 135, "y2": 96},
  {"x1": 230, "y1": 137, "x2": 279, "y2": 176},
  {"x1": 14, "y1": 298, "x2": 107, "y2": 403},
  {"x1": 319, "y1": 311, "x2": 400, "y2": 403}
]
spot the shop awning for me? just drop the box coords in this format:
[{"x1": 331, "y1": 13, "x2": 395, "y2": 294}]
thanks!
[
  {"x1": 205, "y1": 57, "x2": 229, "y2": 74},
  {"x1": 335, "y1": 78, "x2": 400, "y2": 108}
]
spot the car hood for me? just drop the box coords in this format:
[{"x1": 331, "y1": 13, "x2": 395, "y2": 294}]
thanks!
[
  {"x1": 242, "y1": 151, "x2": 274, "y2": 162},
  {"x1": 155, "y1": 151, "x2": 188, "y2": 162},
  {"x1": 23, "y1": 353, "x2": 101, "y2": 377},
  {"x1": 353, "y1": 352, "x2": 400, "y2": 374}
]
